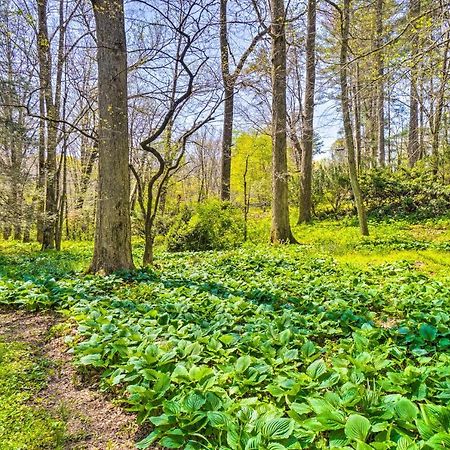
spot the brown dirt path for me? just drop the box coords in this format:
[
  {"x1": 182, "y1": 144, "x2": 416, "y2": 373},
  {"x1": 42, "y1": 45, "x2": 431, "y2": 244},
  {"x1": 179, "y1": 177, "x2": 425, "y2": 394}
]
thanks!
[{"x1": 0, "y1": 310, "x2": 158, "y2": 450}]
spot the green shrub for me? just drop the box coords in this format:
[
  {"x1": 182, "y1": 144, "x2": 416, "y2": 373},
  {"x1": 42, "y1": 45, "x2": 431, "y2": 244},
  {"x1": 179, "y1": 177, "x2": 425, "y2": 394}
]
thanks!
[
  {"x1": 360, "y1": 165, "x2": 450, "y2": 219},
  {"x1": 166, "y1": 200, "x2": 245, "y2": 251}
]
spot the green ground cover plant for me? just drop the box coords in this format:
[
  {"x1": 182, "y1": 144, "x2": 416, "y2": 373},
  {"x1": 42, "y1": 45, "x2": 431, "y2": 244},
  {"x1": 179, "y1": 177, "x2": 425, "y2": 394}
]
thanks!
[
  {"x1": 0, "y1": 219, "x2": 449, "y2": 449},
  {"x1": 0, "y1": 340, "x2": 65, "y2": 449}
]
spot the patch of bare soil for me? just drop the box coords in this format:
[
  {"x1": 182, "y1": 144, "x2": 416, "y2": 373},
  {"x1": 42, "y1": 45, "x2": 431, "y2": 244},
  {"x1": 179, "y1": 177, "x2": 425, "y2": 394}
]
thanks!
[{"x1": 0, "y1": 310, "x2": 160, "y2": 450}]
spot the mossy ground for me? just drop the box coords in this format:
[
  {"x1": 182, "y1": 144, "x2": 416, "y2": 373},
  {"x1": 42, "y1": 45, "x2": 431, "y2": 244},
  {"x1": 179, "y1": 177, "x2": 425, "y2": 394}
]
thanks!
[{"x1": 0, "y1": 338, "x2": 65, "y2": 449}]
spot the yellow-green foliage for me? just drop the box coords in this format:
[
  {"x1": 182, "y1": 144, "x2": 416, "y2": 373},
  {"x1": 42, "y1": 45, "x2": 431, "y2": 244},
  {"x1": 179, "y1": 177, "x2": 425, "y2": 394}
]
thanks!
[{"x1": 231, "y1": 132, "x2": 272, "y2": 205}]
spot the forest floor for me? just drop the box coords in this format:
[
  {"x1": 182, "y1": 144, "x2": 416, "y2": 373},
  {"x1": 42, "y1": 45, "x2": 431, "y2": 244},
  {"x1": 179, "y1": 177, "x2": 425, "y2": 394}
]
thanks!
[
  {"x1": 0, "y1": 217, "x2": 449, "y2": 449},
  {"x1": 0, "y1": 309, "x2": 153, "y2": 450}
]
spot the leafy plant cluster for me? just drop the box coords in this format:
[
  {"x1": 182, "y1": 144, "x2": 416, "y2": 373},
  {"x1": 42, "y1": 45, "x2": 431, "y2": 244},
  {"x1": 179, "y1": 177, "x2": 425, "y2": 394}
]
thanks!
[
  {"x1": 1, "y1": 245, "x2": 449, "y2": 449},
  {"x1": 310, "y1": 164, "x2": 450, "y2": 221},
  {"x1": 359, "y1": 167, "x2": 450, "y2": 220},
  {"x1": 166, "y1": 200, "x2": 245, "y2": 252}
]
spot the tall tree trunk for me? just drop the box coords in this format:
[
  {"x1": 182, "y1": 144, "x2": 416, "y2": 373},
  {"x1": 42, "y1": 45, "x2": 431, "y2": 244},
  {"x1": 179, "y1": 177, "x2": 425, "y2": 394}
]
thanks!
[
  {"x1": 298, "y1": 0, "x2": 316, "y2": 224},
  {"x1": 270, "y1": 0, "x2": 297, "y2": 243},
  {"x1": 37, "y1": 0, "x2": 66, "y2": 249},
  {"x1": 221, "y1": 85, "x2": 234, "y2": 201},
  {"x1": 220, "y1": 0, "x2": 233, "y2": 201},
  {"x1": 340, "y1": 0, "x2": 369, "y2": 236},
  {"x1": 36, "y1": 94, "x2": 45, "y2": 243},
  {"x1": 375, "y1": 0, "x2": 385, "y2": 166},
  {"x1": 407, "y1": 0, "x2": 420, "y2": 167},
  {"x1": 89, "y1": 0, "x2": 134, "y2": 274}
]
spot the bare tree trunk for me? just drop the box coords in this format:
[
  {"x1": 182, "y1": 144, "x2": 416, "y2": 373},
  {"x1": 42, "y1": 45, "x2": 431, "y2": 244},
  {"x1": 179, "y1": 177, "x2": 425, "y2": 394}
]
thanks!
[
  {"x1": 89, "y1": 0, "x2": 134, "y2": 274},
  {"x1": 431, "y1": 32, "x2": 449, "y2": 176},
  {"x1": 37, "y1": 0, "x2": 59, "y2": 249},
  {"x1": 340, "y1": 0, "x2": 369, "y2": 236},
  {"x1": 270, "y1": 0, "x2": 297, "y2": 243},
  {"x1": 407, "y1": 0, "x2": 420, "y2": 167},
  {"x1": 36, "y1": 94, "x2": 45, "y2": 243},
  {"x1": 220, "y1": 0, "x2": 234, "y2": 201},
  {"x1": 298, "y1": 0, "x2": 316, "y2": 224},
  {"x1": 376, "y1": 0, "x2": 385, "y2": 166},
  {"x1": 353, "y1": 64, "x2": 363, "y2": 171},
  {"x1": 221, "y1": 85, "x2": 234, "y2": 200}
]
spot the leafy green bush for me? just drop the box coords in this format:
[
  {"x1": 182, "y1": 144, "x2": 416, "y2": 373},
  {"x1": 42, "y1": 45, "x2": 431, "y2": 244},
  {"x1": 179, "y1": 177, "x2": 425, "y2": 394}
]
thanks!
[
  {"x1": 166, "y1": 200, "x2": 245, "y2": 251},
  {"x1": 360, "y1": 166, "x2": 450, "y2": 220}
]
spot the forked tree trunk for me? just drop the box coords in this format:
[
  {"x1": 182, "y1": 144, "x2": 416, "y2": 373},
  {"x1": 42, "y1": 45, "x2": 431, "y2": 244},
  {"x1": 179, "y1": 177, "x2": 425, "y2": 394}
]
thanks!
[
  {"x1": 298, "y1": 0, "x2": 316, "y2": 224},
  {"x1": 270, "y1": 0, "x2": 297, "y2": 243},
  {"x1": 340, "y1": 0, "x2": 369, "y2": 236},
  {"x1": 89, "y1": 0, "x2": 134, "y2": 274}
]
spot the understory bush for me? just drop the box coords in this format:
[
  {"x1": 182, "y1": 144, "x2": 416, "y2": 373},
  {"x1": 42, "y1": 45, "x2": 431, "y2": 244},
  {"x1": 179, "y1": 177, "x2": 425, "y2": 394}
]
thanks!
[
  {"x1": 360, "y1": 166, "x2": 450, "y2": 219},
  {"x1": 166, "y1": 200, "x2": 245, "y2": 251}
]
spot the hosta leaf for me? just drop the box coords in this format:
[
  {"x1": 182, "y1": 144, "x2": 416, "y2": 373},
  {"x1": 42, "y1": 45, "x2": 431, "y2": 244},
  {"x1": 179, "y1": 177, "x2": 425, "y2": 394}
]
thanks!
[
  {"x1": 329, "y1": 430, "x2": 348, "y2": 448},
  {"x1": 262, "y1": 418, "x2": 294, "y2": 440},
  {"x1": 301, "y1": 340, "x2": 316, "y2": 357},
  {"x1": 159, "y1": 435, "x2": 184, "y2": 449},
  {"x1": 184, "y1": 392, "x2": 206, "y2": 411},
  {"x1": 207, "y1": 411, "x2": 230, "y2": 428},
  {"x1": 397, "y1": 436, "x2": 419, "y2": 450},
  {"x1": 394, "y1": 398, "x2": 418, "y2": 422},
  {"x1": 345, "y1": 414, "x2": 371, "y2": 442},
  {"x1": 245, "y1": 434, "x2": 262, "y2": 450},
  {"x1": 425, "y1": 432, "x2": 450, "y2": 449},
  {"x1": 317, "y1": 409, "x2": 346, "y2": 430},
  {"x1": 419, "y1": 324, "x2": 437, "y2": 341},
  {"x1": 189, "y1": 365, "x2": 214, "y2": 381},
  {"x1": 279, "y1": 329, "x2": 291, "y2": 345},
  {"x1": 235, "y1": 355, "x2": 252, "y2": 372},
  {"x1": 307, "y1": 397, "x2": 333, "y2": 415},
  {"x1": 171, "y1": 364, "x2": 189, "y2": 382},
  {"x1": 78, "y1": 353, "x2": 103, "y2": 366},
  {"x1": 306, "y1": 359, "x2": 327, "y2": 379},
  {"x1": 135, "y1": 430, "x2": 160, "y2": 449},
  {"x1": 268, "y1": 443, "x2": 288, "y2": 450},
  {"x1": 290, "y1": 402, "x2": 312, "y2": 416},
  {"x1": 227, "y1": 428, "x2": 240, "y2": 450}
]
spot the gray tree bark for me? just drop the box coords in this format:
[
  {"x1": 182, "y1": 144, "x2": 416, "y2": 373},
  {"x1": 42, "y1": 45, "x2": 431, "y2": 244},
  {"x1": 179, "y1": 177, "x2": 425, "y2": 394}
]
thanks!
[
  {"x1": 340, "y1": 0, "x2": 369, "y2": 236},
  {"x1": 375, "y1": 0, "x2": 385, "y2": 166},
  {"x1": 270, "y1": 0, "x2": 297, "y2": 243},
  {"x1": 407, "y1": 0, "x2": 421, "y2": 167},
  {"x1": 298, "y1": 0, "x2": 316, "y2": 224},
  {"x1": 89, "y1": 0, "x2": 134, "y2": 274}
]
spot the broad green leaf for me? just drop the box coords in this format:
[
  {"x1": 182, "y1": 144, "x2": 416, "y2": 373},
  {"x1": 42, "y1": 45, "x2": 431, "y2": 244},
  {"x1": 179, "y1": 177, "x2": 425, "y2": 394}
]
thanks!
[
  {"x1": 268, "y1": 443, "x2": 288, "y2": 450},
  {"x1": 397, "y1": 436, "x2": 419, "y2": 450},
  {"x1": 184, "y1": 392, "x2": 206, "y2": 411},
  {"x1": 419, "y1": 324, "x2": 437, "y2": 341},
  {"x1": 345, "y1": 414, "x2": 371, "y2": 442},
  {"x1": 235, "y1": 355, "x2": 252, "y2": 372},
  {"x1": 394, "y1": 398, "x2": 418, "y2": 422},
  {"x1": 279, "y1": 329, "x2": 291, "y2": 345},
  {"x1": 306, "y1": 358, "x2": 327, "y2": 379},
  {"x1": 425, "y1": 432, "x2": 450, "y2": 449},
  {"x1": 135, "y1": 430, "x2": 160, "y2": 449},
  {"x1": 261, "y1": 418, "x2": 294, "y2": 440}
]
